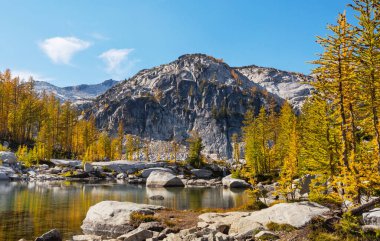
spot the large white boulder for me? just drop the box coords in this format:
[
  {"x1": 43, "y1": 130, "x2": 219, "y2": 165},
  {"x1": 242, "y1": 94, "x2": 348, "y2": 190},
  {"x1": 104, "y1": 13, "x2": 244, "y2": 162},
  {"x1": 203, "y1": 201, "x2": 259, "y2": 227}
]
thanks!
[
  {"x1": 222, "y1": 175, "x2": 250, "y2": 188},
  {"x1": 51, "y1": 159, "x2": 82, "y2": 167},
  {"x1": 0, "y1": 151, "x2": 17, "y2": 164},
  {"x1": 81, "y1": 201, "x2": 164, "y2": 238},
  {"x1": 92, "y1": 160, "x2": 165, "y2": 173},
  {"x1": 146, "y1": 171, "x2": 184, "y2": 187},
  {"x1": 363, "y1": 208, "x2": 380, "y2": 226},
  {"x1": 230, "y1": 202, "x2": 329, "y2": 234},
  {"x1": 141, "y1": 167, "x2": 173, "y2": 178}
]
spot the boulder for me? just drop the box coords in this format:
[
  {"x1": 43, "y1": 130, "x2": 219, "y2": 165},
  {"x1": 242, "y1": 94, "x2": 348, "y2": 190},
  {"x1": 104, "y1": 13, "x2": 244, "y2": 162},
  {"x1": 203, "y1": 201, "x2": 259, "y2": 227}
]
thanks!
[
  {"x1": 51, "y1": 159, "x2": 82, "y2": 168},
  {"x1": 81, "y1": 201, "x2": 164, "y2": 238},
  {"x1": 138, "y1": 221, "x2": 164, "y2": 232},
  {"x1": 215, "y1": 232, "x2": 230, "y2": 241},
  {"x1": 222, "y1": 175, "x2": 250, "y2": 188},
  {"x1": 117, "y1": 173, "x2": 128, "y2": 179},
  {"x1": 146, "y1": 171, "x2": 184, "y2": 187},
  {"x1": 363, "y1": 208, "x2": 380, "y2": 226},
  {"x1": 230, "y1": 202, "x2": 329, "y2": 231},
  {"x1": 254, "y1": 231, "x2": 279, "y2": 240},
  {"x1": 141, "y1": 167, "x2": 173, "y2": 178},
  {"x1": 117, "y1": 228, "x2": 153, "y2": 241},
  {"x1": 35, "y1": 229, "x2": 62, "y2": 241},
  {"x1": 84, "y1": 163, "x2": 94, "y2": 172},
  {"x1": 191, "y1": 169, "x2": 213, "y2": 179},
  {"x1": 0, "y1": 151, "x2": 17, "y2": 164},
  {"x1": 198, "y1": 212, "x2": 249, "y2": 228}
]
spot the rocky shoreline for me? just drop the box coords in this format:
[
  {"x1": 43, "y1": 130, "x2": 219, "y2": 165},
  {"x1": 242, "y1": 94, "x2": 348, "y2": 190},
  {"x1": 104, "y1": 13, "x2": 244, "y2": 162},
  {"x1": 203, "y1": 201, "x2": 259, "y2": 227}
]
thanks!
[
  {"x1": 30, "y1": 200, "x2": 331, "y2": 241},
  {"x1": 29, "y1": 199, "x2": 380, "y2": 241},
  {"x1": 0, "y1": 151, "x2": 244, "y2": 189}
]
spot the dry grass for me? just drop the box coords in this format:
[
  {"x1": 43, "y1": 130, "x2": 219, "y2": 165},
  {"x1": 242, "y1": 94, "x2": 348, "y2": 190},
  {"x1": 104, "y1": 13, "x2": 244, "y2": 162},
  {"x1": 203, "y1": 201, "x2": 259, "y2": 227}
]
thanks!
[{"x1": 155, "y1": 209, "x2": 201, "y2": 231}]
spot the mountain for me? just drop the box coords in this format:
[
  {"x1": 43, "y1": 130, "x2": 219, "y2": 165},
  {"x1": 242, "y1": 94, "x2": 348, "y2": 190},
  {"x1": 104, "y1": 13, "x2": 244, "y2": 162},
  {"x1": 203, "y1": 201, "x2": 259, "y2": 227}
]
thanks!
[
  {"x1": 235, "y1": 65, "x2": 314, "y2": 111},
  {"x1": 85, "y1": 54, "x2": 284, "y2": 159},
  {"x1": 34, "y1": 79, "x2": 119, "y2": 102}
]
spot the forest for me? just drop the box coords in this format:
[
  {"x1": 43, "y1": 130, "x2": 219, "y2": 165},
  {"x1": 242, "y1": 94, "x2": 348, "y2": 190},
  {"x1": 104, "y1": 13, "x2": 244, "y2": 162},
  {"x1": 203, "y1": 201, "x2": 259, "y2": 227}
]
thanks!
[{"x1": 239, "y1": 0, "x2": 380, "y2": 207}]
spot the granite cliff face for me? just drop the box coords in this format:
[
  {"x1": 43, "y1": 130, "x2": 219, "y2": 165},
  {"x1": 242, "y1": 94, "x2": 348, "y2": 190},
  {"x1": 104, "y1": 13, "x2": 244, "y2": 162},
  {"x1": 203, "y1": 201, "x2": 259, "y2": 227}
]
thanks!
[
  {"x1": 85, "y1": 54, "x2": 283, "y2": 159},
  {"x1": 235, "y1": 65, "x2": 314, "y2": 111}
]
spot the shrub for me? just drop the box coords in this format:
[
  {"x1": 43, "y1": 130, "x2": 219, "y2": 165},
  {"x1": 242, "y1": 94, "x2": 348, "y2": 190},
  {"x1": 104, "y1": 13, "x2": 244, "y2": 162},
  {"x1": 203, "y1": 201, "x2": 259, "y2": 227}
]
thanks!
[
  {"x1": 335, "y1": 212, "x2": 361, "y2": 236},
  {"x1": 102, "y1": 166, "x2": 112, "y2": 173},
  {"x1": 266, "y1": 222, "x2": 295, "y2": 232},
  {"x1": 0, "y1": 144, "x2": 8, "y2": 151},
  {"x1": 130, "y1": 212, "x2": 159, "y2": 227},
  {"x1": 309, "y1": 191, "x2": 342, "y2": 208}
]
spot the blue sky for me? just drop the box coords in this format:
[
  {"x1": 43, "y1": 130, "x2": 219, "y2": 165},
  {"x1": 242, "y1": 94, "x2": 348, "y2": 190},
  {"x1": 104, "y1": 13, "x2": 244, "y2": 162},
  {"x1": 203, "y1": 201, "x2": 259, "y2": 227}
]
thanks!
[{"x1": 0, "y1": 0, "x2": 353, "y2": 86}]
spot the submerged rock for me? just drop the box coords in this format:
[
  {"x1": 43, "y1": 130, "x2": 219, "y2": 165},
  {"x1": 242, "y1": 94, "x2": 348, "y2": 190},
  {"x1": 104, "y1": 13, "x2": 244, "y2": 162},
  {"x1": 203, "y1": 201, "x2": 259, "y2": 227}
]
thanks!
[
  {"x1": 149, "y1": 195, "x2": 165, "y2": 200},
  {"x1": 146, "y1": 171, "x2": 184, "y2": 187},
  {"x1": 81, "y1": 201, "x2": 164, "y2": 238},
  {"x1": 222, "y1": 175, "x2": 250, "y2": 188}
]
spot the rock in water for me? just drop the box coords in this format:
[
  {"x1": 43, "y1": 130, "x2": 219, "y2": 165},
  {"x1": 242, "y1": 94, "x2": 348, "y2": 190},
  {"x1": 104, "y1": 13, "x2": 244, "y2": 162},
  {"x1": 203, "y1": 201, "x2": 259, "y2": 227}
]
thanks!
[
  {"x1": 85, "y1": 54, "x2": 283, "y2": 160},
  {"x1": 146, "y1": 171, "x2": 184, "y2": 187},
  {"x1": 141, "y1": 167, "x2": 173, "y2": 178},
  {"x1": 222, "y1": 175, "x2": 250, "y2": 188},
  {"x1": 363, "y1": 208, "x2": 380, "y2": 226},
  {"x1": 230, "y1": 201, "x2": 329, "y2": 234},
  {"x1": 81, "y1": 201, "x2": 164, "y2": 238},
  {"x1": 35, "y1": 229, "x2": 62, "y2": 241}
]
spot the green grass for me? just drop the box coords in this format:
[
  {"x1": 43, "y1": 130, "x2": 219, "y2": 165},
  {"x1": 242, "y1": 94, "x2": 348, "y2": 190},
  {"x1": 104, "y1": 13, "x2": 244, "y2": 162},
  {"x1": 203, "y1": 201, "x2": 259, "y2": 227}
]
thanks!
[{"x1": 266, "y1": 222, "x2": 295, "y2": 232}]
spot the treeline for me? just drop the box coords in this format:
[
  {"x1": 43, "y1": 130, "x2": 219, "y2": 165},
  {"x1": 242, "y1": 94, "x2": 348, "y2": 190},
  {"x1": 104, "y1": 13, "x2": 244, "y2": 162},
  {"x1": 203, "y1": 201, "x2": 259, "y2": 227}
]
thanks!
[
  {"x1": 0, "y1": 70, "x2": 128, "y2": 165},
  {"x1": 240, "y1": 0, "x2": 380, "y2": 205}
]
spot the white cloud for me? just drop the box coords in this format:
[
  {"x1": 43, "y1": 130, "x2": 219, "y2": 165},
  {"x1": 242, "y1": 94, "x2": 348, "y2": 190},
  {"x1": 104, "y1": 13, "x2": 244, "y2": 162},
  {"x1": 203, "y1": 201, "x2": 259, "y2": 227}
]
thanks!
[
  {"x1": 12, "y1": 70, "x2": 54, "y2": 83},
  {"x1": 99, "y1": 48, "x2": 135, "y2": 78},
  {"x1": 39, "y1": 37, "x2": 91, "y2": 64}
]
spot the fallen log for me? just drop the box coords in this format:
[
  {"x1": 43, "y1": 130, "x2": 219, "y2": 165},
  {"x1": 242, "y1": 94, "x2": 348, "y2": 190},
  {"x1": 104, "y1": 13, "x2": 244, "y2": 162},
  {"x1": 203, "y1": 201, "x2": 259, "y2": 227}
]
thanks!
[{"x1": 350, "y1": 197, "x2": 380, "y2": 216}]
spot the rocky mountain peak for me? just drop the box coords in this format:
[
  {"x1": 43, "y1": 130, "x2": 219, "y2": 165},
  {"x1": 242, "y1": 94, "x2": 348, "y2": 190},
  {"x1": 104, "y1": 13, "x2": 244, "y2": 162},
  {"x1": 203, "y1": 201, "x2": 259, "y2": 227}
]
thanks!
[{"x1": 87, "y1": 54, "x2": 283, "y2": 159}]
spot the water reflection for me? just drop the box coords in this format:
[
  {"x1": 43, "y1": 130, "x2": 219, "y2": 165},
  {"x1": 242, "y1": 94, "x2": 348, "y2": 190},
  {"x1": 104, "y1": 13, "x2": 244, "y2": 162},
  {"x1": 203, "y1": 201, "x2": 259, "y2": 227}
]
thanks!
[{"x1": 0, "y1": 181, "x2": 249, "y2": 241}]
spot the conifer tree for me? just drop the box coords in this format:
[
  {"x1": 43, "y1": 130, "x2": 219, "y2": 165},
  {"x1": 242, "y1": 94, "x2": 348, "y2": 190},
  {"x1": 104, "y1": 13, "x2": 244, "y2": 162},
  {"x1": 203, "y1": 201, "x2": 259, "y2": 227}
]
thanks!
[{"x1": 187, "y1": 132, "x2": 204, "y2": 168}]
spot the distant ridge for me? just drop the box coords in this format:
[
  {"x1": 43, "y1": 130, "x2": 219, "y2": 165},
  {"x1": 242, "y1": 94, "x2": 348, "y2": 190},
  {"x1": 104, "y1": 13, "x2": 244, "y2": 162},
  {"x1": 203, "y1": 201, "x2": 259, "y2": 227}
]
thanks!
[{"x1": 34, "y1": 79, "x2": 119, "y2": 103}]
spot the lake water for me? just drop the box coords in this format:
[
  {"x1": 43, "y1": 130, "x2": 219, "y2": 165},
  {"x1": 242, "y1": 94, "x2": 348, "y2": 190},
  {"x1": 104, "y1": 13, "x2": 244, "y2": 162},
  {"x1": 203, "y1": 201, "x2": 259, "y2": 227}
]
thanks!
[{"x1": 0, "y1": 180, "x2": 249, "y2": 240}]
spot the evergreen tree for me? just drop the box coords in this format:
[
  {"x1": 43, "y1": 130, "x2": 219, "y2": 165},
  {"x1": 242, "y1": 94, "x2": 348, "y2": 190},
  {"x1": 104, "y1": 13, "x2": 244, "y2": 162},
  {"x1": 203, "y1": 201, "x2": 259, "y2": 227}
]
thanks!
[{"x1": 187, "y1": 132, "x2": 204, "y2": 168}]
